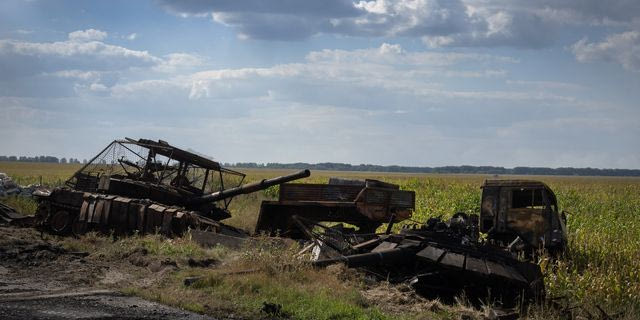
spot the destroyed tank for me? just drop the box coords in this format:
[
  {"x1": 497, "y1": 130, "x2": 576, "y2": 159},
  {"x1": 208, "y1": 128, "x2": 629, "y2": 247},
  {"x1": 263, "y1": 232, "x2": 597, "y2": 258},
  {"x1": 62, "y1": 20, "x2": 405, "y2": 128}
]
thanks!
[
  {"x1": 33, "y1": 138, "x2": 310, "y2": 236},
  {"x1": 312, "y1": 213, "x2": 545, "y2": 306}
]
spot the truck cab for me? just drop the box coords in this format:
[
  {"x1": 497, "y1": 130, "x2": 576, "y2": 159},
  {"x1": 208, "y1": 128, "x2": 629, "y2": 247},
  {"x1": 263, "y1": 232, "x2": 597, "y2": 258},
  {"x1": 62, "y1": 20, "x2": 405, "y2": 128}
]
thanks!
[{"x1": 479, "y1": 180, "x2": 567, "y2": 254}]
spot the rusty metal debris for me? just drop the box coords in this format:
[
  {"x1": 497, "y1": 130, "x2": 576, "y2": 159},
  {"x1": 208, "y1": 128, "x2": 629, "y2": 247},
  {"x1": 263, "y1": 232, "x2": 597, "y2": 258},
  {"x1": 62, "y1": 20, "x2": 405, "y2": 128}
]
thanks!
[
  {"x1": 32, "y1": 138, "x2": 310, "y2": 236},
  {"x1": 311, "y1": 214, "x2": 545, "y2": 306},
  {"x1": 255, "y1": 178, "x2": 415, "y2": 237},
  {"x1": 0, "y1": 202, "x2": 34, "y2": 226},
  {"x1": 258, "y1": 177, "x2": 567, "y2": 306}
]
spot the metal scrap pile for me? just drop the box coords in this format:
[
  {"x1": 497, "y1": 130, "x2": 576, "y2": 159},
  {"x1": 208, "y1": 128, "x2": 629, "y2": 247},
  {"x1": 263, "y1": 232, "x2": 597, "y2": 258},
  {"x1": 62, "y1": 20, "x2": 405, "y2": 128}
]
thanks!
[
  {"x1": 309, "y1": 214, "x2": 544, "y2": 306},
  {"x1": 254, "y1": 177, "x2": 566, "y2": 306},
  {"x1": 0, "y1": 172, "x2": 42, "y2": 197}
]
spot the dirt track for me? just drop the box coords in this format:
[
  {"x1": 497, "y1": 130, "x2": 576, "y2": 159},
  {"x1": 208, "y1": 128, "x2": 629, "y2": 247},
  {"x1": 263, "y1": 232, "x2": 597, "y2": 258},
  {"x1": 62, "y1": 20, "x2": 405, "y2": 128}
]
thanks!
[{"x1": 0, "y1": 226, "x2": 215, "y2": 320}]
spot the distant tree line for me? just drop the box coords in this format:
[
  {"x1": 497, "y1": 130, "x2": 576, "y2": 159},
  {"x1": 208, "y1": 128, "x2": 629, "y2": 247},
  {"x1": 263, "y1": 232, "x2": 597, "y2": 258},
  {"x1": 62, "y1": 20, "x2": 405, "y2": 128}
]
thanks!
[
  {"x1": 0, "y1": 155, "x2": 87, "y2": 164},
  {"x1": 226, "y1": 162, "x2": 640, "y2": 177}
]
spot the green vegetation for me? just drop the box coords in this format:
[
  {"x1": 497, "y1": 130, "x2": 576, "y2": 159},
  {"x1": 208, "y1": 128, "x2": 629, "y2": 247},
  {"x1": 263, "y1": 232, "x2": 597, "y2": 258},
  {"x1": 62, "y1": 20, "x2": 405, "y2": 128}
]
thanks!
[
  {"x1": 231, "y1": 162, "x2": 640, "y2": 176},
  {"x1": 1, "y1": 162, "x2": 639, "y2": 318},
  {"x1": 1, "y1": 195, "x2": 38, "y2": 215},
  {"x1": 0, "y1": 161, "x2": 82, "y2": 186}
]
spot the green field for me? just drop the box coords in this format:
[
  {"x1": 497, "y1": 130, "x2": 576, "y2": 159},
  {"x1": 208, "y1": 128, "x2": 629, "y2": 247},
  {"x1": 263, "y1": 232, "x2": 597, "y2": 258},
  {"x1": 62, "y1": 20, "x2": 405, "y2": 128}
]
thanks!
[{"x1": 1, "y1": 162, "x2": 639, "y2": 319}]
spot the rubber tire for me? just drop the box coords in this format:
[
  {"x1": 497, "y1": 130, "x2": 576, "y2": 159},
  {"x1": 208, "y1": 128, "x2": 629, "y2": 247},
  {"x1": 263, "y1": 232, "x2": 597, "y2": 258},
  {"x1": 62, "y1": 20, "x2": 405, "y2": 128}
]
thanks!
[{"x1": 50, "y1": 210, "x2": 72, "y2": 234}]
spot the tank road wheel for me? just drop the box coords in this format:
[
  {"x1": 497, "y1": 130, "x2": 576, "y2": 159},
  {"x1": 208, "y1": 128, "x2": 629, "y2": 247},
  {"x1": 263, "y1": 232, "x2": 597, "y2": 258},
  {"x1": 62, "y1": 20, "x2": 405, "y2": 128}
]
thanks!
[{"x1": 50, "y1": 210, "x2": 72, "y2": 234}]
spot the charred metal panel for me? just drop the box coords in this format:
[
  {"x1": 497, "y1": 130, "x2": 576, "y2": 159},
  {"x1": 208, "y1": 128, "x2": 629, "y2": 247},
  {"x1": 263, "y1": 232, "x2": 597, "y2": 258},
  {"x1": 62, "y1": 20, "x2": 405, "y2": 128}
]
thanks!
[
  {"x1": 480, "y1": 187, "x2": 499, "y2": 233},
  {"x1": 372, "y1": 241, "x2": 398, "y2": 252},
  {"x1": 279, "y1": 184, "x2": 362, "y2": 202},
  {"x1": 465, "y1": 257, "x2": 488, "y2": 275},
  {"x1": 162, "y1": 208, "x2": 178, "y2": 235},
  {"x1": 441, "y1": 252, "x2": 465, "y2": 269},
  {"x1": 146, "y1": 204, "x2": 166, "y2": 233},
  {"x1": 135, "y1": 202, "x2": 146, "y2": 233},
  {"x1": 258, "y1": 178, "x2": 415, "y2": 237},
  {"x1": 111, "y1": 197, "x2": 130, "y2": 233},
  {"x1": 416, "y1": 245, "x2": 445, "y2": 262}
]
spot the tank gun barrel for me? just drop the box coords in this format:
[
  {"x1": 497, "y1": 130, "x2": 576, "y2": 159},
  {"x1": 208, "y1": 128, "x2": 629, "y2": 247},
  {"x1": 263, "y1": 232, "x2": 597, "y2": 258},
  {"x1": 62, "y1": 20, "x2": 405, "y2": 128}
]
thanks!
[
  {"x1": 190, "y1": 169, "x2": 310, "y2": 205},
  {"x1": 312, "y1": 248, "x2": 415, "y2": 268}
]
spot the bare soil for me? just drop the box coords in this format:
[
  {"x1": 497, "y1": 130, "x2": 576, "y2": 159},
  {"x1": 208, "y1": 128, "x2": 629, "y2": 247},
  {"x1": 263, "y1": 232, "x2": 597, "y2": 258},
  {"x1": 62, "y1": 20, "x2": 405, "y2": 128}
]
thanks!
[{"x1": 0, "y1": 226, "x2": 215, "y2": 320}]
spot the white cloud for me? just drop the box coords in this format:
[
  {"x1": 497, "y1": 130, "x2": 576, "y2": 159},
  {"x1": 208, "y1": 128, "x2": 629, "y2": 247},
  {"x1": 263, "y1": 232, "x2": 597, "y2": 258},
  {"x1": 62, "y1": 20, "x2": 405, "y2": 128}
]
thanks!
[
  {"x1": 68, "y1": 29, "x2": 108, "y2": 42},
  {"x1": 126, "y1": 33, "x2": 137, "y2": 40},
  {"x1": 154, "y1": 53, "x2": 205, "y2": 73},
  {"x1": 45, "y1": 70, "x2": 102, "y2": 80},
  {"x1": 506, "y1": 80, "x2": 584, "y2": 91},
  {"x1": 156, "y1": 0, "x2": 640, "y2": 48},
  {"x1": 305, "y1": 43, "x2": 518, "y2": 65},
  {"x1": 0, "y1": 38, "x2": 159, "y2": 62},
  {"x1": 89, "y1": 83, "x2": 108, "y2": 92},
  {"x1": 142, "y1": 44, "x2": 586, "y2": 108},
  {"x1": 0, "y1": 32, "x2": 215, "y2": 98},
  {"x1": 1, "y1": 38, "x2": 636, "y2": 168},
  {"x1": 15, "y1": 29, "x2": 33, "y2": 35},
  {"x1": 105, "y1": 43, "x2": 529, "y2": 105},
  {"x1": 571, "y1": 31, "x2": 640, "y2": 72}
]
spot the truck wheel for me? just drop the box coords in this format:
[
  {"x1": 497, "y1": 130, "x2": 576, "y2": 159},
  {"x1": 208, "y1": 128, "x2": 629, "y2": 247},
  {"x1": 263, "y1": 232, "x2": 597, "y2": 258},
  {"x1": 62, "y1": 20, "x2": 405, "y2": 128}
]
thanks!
[
  {"x1": 71, "y1": 215, "x2": 87, "y2": 237},
  {"x1": 50, "y1": 210, "x2": 72, "y2": 234}
]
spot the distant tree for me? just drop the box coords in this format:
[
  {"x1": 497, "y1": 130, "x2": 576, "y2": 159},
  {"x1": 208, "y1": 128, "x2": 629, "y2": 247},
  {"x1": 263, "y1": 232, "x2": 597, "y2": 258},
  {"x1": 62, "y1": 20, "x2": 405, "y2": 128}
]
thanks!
[{"x1": 60, "y1": 157, "x2": 67, "y2": 164}]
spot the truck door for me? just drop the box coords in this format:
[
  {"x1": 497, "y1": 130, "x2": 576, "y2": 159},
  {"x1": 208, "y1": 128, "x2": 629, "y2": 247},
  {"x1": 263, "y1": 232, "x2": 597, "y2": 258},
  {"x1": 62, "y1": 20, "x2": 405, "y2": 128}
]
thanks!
[{"x1": 506, "y1": 188, "x2": 546, "y2": 248}]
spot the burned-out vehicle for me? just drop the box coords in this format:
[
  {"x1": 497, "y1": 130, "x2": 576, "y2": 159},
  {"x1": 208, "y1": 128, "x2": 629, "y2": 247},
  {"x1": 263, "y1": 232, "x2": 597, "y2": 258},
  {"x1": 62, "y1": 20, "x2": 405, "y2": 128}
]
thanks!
[
  {"x1": 260, "y1": 177, "x2": 566, "y2": 305},
  {"x1": 33, "y1": 138, "x2": 310, "y2": 236},
  {"x1": 480, "y1": 180, "x2": 567, "y2": 254},
  {"x1": 255, "y1": 178, "x2": 566, "y2": 253},
  {"x1": 255, "y1": 178, "x2": 415, "y2": 237},
  {"x1": 313, "y1": 214, "x2": 545, "y2": 306}
]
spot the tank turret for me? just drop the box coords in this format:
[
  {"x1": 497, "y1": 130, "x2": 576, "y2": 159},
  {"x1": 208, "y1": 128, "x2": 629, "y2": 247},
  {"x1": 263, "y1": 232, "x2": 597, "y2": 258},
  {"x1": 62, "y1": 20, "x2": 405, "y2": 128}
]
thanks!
[{"x1": 33, "y1": 138, "x2": 310, "y2": 236}]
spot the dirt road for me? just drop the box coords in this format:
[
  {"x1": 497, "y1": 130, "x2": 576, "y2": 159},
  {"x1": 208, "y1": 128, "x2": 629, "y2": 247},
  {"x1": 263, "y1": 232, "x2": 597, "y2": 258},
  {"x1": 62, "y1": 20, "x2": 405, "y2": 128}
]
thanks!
[{"x1": 0, "y1": 226, "x2": 215, "y2": 319}]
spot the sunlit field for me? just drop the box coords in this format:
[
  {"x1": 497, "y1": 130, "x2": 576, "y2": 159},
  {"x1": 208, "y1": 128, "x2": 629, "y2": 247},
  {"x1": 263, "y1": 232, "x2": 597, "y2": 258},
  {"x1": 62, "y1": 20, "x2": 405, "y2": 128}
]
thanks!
[{"x1": 1, "y1": 162, "x2": 639, "y2": 317}]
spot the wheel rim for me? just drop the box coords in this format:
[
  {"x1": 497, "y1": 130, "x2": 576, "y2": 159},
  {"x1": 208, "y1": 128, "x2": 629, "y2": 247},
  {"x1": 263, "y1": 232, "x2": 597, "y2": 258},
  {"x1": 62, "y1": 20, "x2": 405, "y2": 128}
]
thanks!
[{"x1": 50, "y1": 210, "x2": 71, "y2": 233}]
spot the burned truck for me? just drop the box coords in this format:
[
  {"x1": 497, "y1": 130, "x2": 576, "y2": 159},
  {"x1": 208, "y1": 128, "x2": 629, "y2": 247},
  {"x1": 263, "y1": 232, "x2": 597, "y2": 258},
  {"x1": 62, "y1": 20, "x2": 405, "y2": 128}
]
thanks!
[
  {"x1": 255, "y1": 177, "x2": 566, "y2": 254},
  {"x1": 255, "y1": 178, "x2": 415, "y2": 238},
  {"x1": 256, "y1": 177, "x2": 566, "y2": 305},
  {"x1": 33, "y1": 138, "x2": 310, "y2": 236},
  {"x1": 480, "y1": 180, "x2": 567, "y2": 254}
]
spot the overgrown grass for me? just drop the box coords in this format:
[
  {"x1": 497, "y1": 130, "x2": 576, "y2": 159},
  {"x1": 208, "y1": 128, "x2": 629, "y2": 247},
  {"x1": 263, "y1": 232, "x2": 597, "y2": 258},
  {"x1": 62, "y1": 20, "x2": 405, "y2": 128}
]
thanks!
[
  {"x1": 0, "y1": 161, "x2": 82, "y2": 186},
  {"x1": 125, "y1": 238, "x2": 460, "y2": 320},
  {"x1": 233, "y1": 171, "x2": 640, "y2": 316},
  {"x1": 1, "y1": 163, "x2": 639, "y2": 318},
  {"x1": 58, "y1": 231, "x2": 227, "y2": 263},
  {"x1": 1, "y1": 195, "x2": 38, "y2": 215}
]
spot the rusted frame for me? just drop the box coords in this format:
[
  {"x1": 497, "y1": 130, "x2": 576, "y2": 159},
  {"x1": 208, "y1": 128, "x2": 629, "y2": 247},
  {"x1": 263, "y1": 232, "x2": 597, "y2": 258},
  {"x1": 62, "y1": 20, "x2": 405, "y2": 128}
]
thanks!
[{"x1": 65, "y1": 140, "x2": 117, "y2": 187}]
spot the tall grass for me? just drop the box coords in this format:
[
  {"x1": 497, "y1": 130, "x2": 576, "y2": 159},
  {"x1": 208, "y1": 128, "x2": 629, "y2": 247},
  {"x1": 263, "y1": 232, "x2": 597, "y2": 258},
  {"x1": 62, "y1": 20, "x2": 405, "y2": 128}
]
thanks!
[
  {"x1": 0, "y1": 161, "x2": 82, "y2": 186},
  {"x1": 1, "y1": 162, "x2": 638, "y2": 317}
]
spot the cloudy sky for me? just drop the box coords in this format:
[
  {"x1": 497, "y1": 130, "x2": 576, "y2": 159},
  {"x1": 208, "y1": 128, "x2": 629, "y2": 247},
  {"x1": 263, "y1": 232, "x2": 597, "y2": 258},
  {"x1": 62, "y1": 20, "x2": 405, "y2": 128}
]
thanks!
[{"x1": 1, "y1": 0, "x2": 639, "y2": 168}]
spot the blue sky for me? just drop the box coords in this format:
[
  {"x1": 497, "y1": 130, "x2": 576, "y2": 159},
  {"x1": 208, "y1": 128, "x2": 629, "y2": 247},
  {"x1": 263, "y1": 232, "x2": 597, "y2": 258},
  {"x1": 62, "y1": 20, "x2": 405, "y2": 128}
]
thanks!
[{"x1": 1, "y1": 0, "x2": 639, "y2": 168}]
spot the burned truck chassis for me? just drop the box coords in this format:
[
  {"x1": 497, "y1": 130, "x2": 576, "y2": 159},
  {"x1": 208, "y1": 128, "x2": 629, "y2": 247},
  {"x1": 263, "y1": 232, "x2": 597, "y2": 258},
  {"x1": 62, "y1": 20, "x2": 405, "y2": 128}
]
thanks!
[{"x1": 256, "y1": 178, "x2": 566, "y2": 306}]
